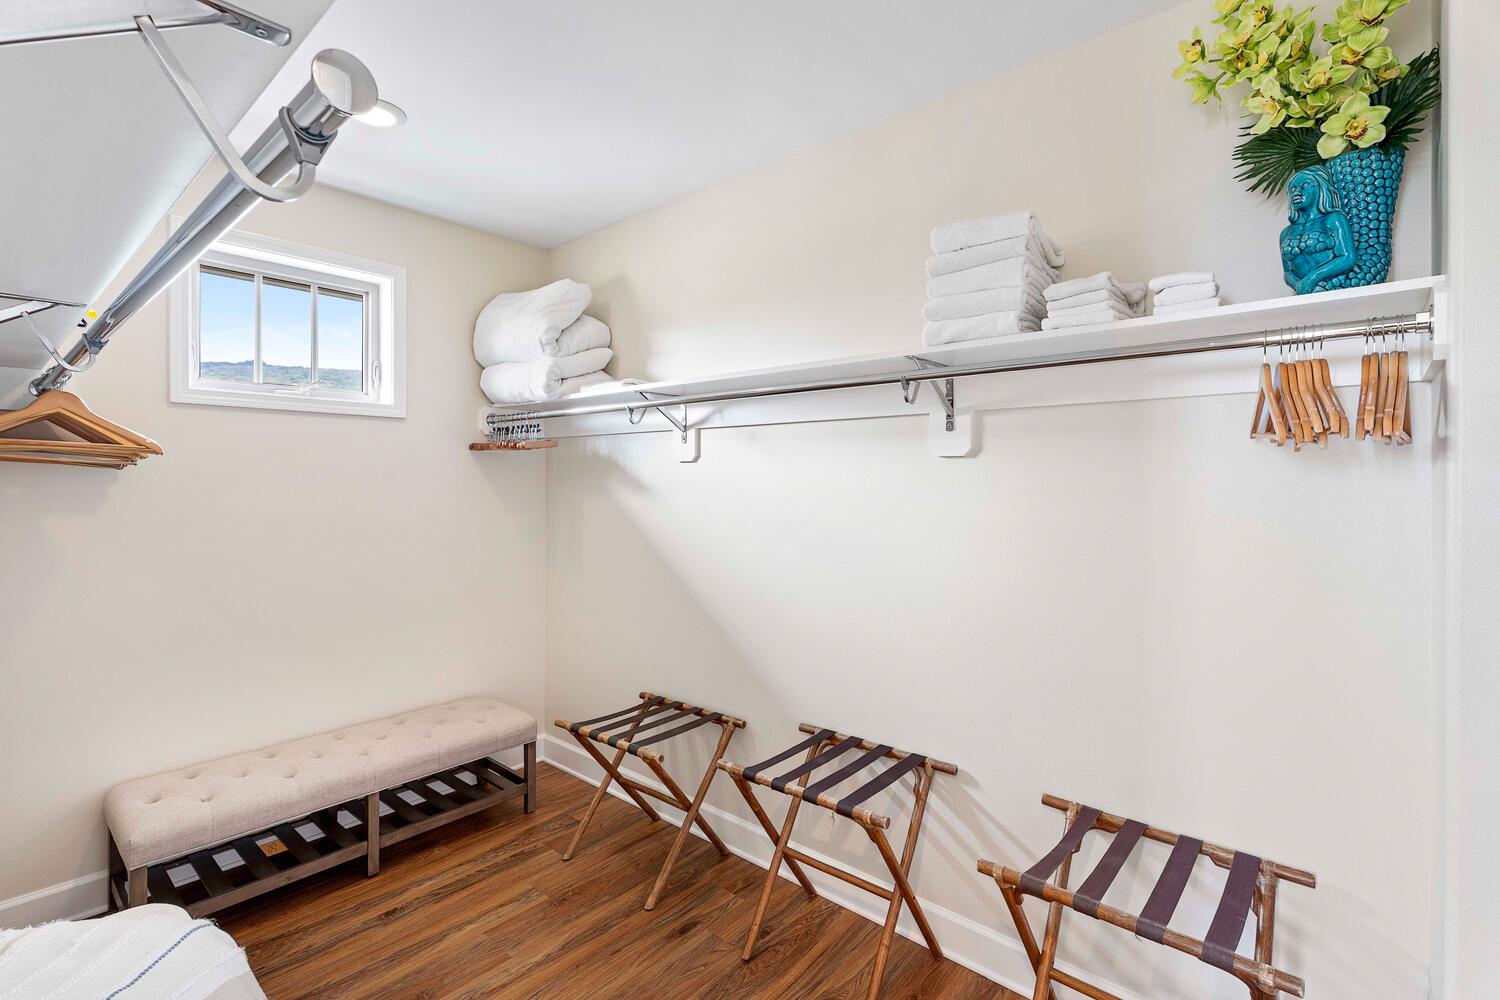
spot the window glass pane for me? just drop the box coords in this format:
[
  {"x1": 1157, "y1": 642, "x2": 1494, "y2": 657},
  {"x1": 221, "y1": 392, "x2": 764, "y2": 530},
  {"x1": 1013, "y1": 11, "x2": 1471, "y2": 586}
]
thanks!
[
  {"x1": 260, "y1": 277, "x2": 314, "y2": 385},
  {"x1": 316, "y1": 288, "x2": 365, "y2": 391},
  {"x1": 197, "y1": 267, "x2": 255, "y2": 383}
]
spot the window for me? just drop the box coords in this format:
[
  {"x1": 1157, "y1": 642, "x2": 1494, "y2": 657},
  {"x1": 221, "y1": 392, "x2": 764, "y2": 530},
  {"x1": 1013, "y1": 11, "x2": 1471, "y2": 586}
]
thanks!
[{"x1": 170, "y1": 226, "x2": 405, "y2": 417}]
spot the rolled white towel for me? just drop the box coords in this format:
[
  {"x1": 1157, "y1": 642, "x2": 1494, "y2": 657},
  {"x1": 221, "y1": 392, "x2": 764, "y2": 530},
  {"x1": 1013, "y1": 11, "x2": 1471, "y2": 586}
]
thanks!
[
  {"x1": 1153, "y1": 297, "x2": 1223, "y2": 315},
  {"x1": 926, "y1": 236, "x2": 1061, "y2": 279},
  {"x1": 1044, "y1": 271, "x2": 1120, "y2": 302},
  {"x1": 1148, "y1": 271, "x2": 1215, "y2": 292},
  {"x1": 474, "y1": 279, "x2": 592, "y2": 366},
  {"x1": 1045, "y1": 287, "x2": 1128, "y2": 312},
  {"x1": 1041, "y1": 308, "x2": 1127, "y2": 331},
  {"x1": 923, "y1": 287, "x2": 1046, "y2": 322},
  {"x1": 922, "y1": 311, "x2": 1038, "y2": 346},
  {"x1": 548, "y1": 315, "x2": 611, "y2": 357},
  {"x1": 479, "y1": 347, "x2": 613, "y2": 404},
  {"x1": 931, "y1": 211, "x2": 1064, "y2": 265},
  {"x1": 1152, "y1": 281, "x2": 1219, "y2": 306},
  {"x1": 926, "y1": 256, "x2": 1055, "y2": 298}
]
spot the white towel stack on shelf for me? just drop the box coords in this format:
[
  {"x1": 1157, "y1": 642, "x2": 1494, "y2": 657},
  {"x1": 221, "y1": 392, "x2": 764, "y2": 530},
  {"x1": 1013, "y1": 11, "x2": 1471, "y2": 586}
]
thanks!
[
  {"x1": 1149, "y1": 272, "x2": 1221, "y2": 315},
  {"x1": 922, "y1": 211, "x2": 1063, "y2": 346},
  {"x1": 1041, "y1": 272, "x2": 1146, "y2": 330},
  {"x1": 473, "y1": 279, "x2": 616, "y2": 403}
]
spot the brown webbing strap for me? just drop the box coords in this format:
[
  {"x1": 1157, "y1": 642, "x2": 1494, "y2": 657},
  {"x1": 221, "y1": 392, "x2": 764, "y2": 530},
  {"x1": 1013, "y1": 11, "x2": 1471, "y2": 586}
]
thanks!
[
  {"x1": 1201, "y1": 850, "x2": 1261, "y2": 972},
  {"x1": 568, "y1": 696, "x2": 664, "y2": 734},
  {"x1": 800, "y1": 744, "x2": 892, "y2": 801},
  {"x1": 1019, "y1": 806, "x2": 1102, "y2": 896},
  {"x1": 627, "y1": 712, "x2": 723, "y2": 753},
  {"x1": 1136, "y1": 835, "x2": 1203, "y2": 944},
  {"x1": 833, "y1": 752, "x2": 925, "y2": 819},
  {"x1": 769, "y1": 737, "x2": 863, "y2": 792},
  {"x1": 1071, "y1": 819, "x2": 1147, "y2": 918},
  {"x1": 588, "y1": 701, "x2": 680, "y2": 740},
  {"x1": 741, "y1": 729, "x2": 833, "y2": 783},
  {"x1": 595, "y1": 706, "x2": 693, "y2": 744}
]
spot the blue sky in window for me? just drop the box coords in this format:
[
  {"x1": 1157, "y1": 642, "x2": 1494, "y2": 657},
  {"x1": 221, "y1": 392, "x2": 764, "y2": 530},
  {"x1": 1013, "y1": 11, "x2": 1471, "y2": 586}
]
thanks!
[{"x1": 199, "y1": 270, "x2": 254, "y2": 364}]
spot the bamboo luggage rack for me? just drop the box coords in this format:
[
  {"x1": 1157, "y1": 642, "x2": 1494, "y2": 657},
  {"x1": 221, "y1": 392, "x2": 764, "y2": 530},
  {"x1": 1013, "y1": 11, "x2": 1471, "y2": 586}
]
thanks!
[
  {"x1": 718, "y1": 724, "x2": 958, "y2": 1000},
  {"x1": 978, "y1": 794, "x2": 1317, "y2": 1000},
  {"x1": 554, "y1": 691, "x2": 746, "y2": 910}
]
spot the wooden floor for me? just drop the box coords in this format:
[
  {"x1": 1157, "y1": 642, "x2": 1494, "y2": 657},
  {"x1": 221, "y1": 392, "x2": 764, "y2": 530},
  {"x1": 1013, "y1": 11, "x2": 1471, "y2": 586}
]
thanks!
[{"x1": 218, "y1": 764, "x2": 1018, "y2": 999}]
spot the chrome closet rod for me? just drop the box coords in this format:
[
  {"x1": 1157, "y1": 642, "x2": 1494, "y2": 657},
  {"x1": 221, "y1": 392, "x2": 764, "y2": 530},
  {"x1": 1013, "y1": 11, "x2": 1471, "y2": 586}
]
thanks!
[
  {"x1": 487, "y1": 314, "x2": 1432, "y2": 427},
  {"x1": 29, "y1": 49, "x2": 376, "y2": 396}
]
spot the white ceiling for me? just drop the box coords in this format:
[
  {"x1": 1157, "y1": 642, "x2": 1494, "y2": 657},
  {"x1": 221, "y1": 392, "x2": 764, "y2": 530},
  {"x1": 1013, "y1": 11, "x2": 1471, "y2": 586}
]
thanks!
[{"x1": 236, "y1": 0, "x2": 1183, "y2": 249}]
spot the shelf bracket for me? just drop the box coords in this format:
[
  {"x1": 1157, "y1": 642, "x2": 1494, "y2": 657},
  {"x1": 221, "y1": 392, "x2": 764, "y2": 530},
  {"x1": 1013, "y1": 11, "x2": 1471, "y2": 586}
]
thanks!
[
  {"x1": 902, "y1": 356, "x2": 955, "y2": 432},
  {"x1": 632, "y1": 392, "x2": 699, "y2": 462}
]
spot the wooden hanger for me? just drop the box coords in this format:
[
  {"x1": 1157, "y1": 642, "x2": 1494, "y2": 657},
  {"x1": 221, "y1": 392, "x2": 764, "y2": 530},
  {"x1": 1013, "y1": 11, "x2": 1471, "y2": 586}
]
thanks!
[
  {"x1": 1393, "y1": 339, "x2": 1412, "y2": 446},
  {"x1": 1281, "y1": 360, "x2": 1307, "y2": 448},
  {"x1": 1311, "y1": 334, "x2": 1348, "y2": 439},
  {"x1": 1363, "y1": 328, "x2": 1383, "y2": 438},
  {"x1": 1380, "y1": 338, "x2": 1400, "y2": 443},
  {"x1": 1251, "y1": 336, "x2": 1287, "y2": 445},
  {"x1": 0, "y1": 390, "x2": 160, "y2": 469},
  {"x1": 1354, "y1": 343, "x2": 1371, "y2": 442},
  {"x1": 1292, "y1": 338, "x2": 1325, "y2": 448}
]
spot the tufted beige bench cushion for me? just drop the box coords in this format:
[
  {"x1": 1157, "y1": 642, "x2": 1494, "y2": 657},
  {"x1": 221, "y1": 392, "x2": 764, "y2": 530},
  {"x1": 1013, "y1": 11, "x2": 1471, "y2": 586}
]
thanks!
[{"x1": 105, "y1": 696, "x2": 536, "y2": 872}]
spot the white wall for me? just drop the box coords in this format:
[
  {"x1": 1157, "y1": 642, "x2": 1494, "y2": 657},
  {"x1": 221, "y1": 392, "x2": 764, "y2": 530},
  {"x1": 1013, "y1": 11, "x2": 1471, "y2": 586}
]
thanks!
[
  {"x1": 0, "y1": 184, "x2": 550, "y2": 917},
  {"x1": 543, "y1": 3, "x2": 1440, "y2": 998}
]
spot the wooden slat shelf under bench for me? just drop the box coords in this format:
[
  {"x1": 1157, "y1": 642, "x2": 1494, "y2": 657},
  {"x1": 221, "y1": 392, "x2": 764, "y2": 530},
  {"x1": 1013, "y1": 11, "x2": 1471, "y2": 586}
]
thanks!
[{"x1": 108, "y1": 758, "x2": 527, "y2": 918}]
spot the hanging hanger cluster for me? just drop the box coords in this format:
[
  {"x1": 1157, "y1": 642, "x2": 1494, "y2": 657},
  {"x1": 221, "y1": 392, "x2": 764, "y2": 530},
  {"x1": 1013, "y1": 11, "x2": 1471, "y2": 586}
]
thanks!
[
  {"x1": 1250, "y1": 322, "x2": 1410, "y2": 451},
  {"x1": 0, "y1": 392, "x2": 162, "y2": 469}
]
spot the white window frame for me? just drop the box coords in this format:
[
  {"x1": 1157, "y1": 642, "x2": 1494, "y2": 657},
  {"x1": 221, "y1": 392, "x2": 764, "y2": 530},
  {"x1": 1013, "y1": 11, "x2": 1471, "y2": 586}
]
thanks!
[{"x1": 169, "y1": 224, "x2": 406, "y2": 418}]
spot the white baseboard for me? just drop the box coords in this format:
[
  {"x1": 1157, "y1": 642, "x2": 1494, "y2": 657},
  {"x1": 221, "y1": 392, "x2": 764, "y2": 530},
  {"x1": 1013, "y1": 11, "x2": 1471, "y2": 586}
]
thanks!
[
  {"x1": 539, "y1": 733, "x2": 1146, "y2": 1000},
  {"x1": 0, "y1": 871, "x2": 108, "y2": 928}
]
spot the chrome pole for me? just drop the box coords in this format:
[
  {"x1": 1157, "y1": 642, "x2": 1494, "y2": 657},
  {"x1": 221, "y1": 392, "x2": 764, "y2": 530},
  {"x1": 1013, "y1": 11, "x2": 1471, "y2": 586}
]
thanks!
[
  {"x1": 30, "y1": 49, "x2": 378, "y2": 396},
  {"x1": 486, "y1": 315, "x2": 1433, "y2": 428}
]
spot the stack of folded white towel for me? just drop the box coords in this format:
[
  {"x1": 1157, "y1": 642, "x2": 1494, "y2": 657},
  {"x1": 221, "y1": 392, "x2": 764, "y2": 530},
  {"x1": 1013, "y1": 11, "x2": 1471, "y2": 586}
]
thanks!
[
  {"x1": 1149, "y1": 272, "x2": 1221, "y2": 315},
  {"x1": 473, "y1": 279, "x2": 614, "y2": 404},
  {"x1": 922, "y1": 211, "x2": 1063, "y2": 346},
  {"x1": 1040, "y1": 272, "x2": 1147, "y2": 330}
]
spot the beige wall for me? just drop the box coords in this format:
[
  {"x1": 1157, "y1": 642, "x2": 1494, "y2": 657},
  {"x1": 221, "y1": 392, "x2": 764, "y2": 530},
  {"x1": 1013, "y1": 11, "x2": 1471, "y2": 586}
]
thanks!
[
  {"x1": 0, "y1": 184, "x2": 550, "y2": 907},
  {"x1": 544, "y1": 3, "x2": 1439, "y2": 998}
]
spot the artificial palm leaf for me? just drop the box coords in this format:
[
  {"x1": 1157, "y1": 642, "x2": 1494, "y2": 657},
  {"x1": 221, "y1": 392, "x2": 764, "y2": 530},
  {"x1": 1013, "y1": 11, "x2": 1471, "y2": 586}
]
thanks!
[
  {"x1": 1375, "y1": 46, "x2": 1441, "y2": 150},
  {"x1": 1233, "y1": 123, "x2": 1322, "y2": 197}
]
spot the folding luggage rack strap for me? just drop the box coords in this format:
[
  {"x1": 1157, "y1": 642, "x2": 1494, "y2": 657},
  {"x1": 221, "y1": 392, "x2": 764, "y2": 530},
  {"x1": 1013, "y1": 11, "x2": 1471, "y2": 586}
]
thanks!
[
  {"x1": 554, "y1": 691, "x2": 747, "y2": 910},
  {"x1": 718, "y1": 724, "x2": 958, "y2": 1000},
  {"x1": 977, "y1": 793, "x2": 1317, "y2": 1000}
]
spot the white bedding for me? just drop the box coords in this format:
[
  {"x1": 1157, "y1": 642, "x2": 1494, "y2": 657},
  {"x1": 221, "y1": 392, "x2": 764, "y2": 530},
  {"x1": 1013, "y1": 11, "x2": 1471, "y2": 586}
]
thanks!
[{"x1": 0, "y1": 904, "x2": 264, "y2": 1000}]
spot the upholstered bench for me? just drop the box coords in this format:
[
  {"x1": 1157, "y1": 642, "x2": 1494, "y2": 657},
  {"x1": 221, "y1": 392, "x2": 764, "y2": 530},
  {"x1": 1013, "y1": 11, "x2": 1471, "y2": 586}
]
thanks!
[{"x1": 104, "y1": 696, "x2": 536, "y2": 917}]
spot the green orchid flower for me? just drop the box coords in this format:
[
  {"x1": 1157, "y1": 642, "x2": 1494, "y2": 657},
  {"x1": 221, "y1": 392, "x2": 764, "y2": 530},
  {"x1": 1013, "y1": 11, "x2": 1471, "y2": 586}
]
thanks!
[
  {"x1": 1334, "y1": 0, "x2": 1410, "y2": 35},
  {"x1": 1174, "y1": 28, "x2": 1210, "y2": 78},
  {"x1": 1212, "y1": 0, "x2": 1250, "y2": 24},
  {"x1": 1317, "y1": 91, "x2": 1390, "y2": 157},
  {"x1": 1186, "y1": 70, "x2": 1224, "y2": 104},
  {"x1": 1233, "y1": 33, "x2": 1284, "y2": 83},
  {"x1": 1369, "y1": 59, "x2": 1411, "y2": 84},
  {"x1": 1298, "y1": 82, "x2": 1358, "y2": 118},
  {"x1": 1238, "y1": 1, "x2": 1275, "y2": 28},
  {"x1": 1330, "y1": 24, "x2": 1394, "y2": 80},
  {"x1": 1276, "y1": 11, "x2": 1317, "y2": 61},
  {"x1": 1289, "y1": 56, "x2": 1357, "y2": 93},
  {"x1": 1244, "y1": 78, "x2": 1293, "y2": 133}
]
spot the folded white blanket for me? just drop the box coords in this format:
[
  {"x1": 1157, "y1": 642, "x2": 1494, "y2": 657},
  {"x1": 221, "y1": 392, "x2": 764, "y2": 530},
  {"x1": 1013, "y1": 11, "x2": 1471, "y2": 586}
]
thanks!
[
  {"x1": 926, "y1": 236, "x2": 1061, "y2": 279},
  {"x1": 923, "y1": 287, "x2": 1045, "y2": 322},
  {"x1": 0, "y1": 904, "x2": 264, "y2": 1000},
  {"x1": 559, "y1": 371, "x2": 613, "y2": 396},
  {"x1": 1148, "y1": 271, "x2": 1215, "y2": 292},
  {"x1": 480, "y1": 347, "x2": 613, "y2": 404},
  {"x1": 551, "y1": 315, "x2": 612, "y2": 357},
  {"x1": 1048, "y1": 301, "x2": 1134, "y2": 322},
  {"x1": 1045, "y1": 287, "x2": 1128, "y2": 311},
  {"x1": 922, "y1": 311, "x2": 1038, "y2": 346},
  {"x1": 930, "y1": 211, "x2": 1064, "y2": 265},
  {"x1": 1152, "y1": 281, "x2": 1219, "y2": 306},
  {"x1": 1041, "y1": 308, "x2": 1129, "y2": 331},
  {"x1": 926, "y1": 257, "x2": 1054, "y2": 298},
  {"x1": 1044, "y1": 271, "x2": 1121, "y2": 302},
  {"x1": 473, "y1": 279, "x2": 592, "y2": 366},
  {"x1": 1154, "y1": 297, "x2": 1223, "y2": 315}
]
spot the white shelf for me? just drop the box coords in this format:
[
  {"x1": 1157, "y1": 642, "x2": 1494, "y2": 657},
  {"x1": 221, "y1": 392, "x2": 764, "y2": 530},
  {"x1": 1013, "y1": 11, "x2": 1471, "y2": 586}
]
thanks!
[{"x1": 479, "y1": 276, "x2": 1446, "y2": 458}]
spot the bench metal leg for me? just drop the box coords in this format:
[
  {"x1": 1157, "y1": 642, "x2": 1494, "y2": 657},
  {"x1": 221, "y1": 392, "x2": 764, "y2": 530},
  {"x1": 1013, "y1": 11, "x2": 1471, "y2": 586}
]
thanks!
[
  {"x1": 365, "y1": 792, "x2": 381, "y2": 876},
  {"x1": 127, "y1": 866, "x2": 147, "y2": 907},
  {"x1": 524, "y1": 740, "x2": 537, "y2": 814}
]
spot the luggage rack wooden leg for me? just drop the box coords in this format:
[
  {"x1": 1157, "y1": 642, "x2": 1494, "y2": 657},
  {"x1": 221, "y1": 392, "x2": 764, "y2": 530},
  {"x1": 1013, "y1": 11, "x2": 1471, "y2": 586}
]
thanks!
[
  {"x1": 555, "y1": 692, "x2": 747, "y2": 911},
  {"x1": 722, "y1": 724, "x2": 958, "y2": 1000}
]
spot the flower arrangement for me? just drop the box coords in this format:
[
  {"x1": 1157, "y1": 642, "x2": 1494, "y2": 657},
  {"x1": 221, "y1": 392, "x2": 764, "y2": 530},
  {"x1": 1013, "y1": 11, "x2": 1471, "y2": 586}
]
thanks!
[{"x1": 1174, "y1": 0, "x2": 1440, "y2": 195}]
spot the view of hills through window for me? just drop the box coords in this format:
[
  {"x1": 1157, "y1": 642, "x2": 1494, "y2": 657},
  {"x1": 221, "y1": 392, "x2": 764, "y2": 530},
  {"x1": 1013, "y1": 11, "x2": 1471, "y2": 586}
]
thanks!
[{"x1": 199, "y1": 266, "x2": 365, "y2": 391}]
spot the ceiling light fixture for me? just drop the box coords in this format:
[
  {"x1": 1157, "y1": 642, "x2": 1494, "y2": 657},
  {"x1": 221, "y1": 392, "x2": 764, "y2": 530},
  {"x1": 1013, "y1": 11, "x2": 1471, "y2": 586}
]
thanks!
[{"x1": 358, "y1": 100, "x2": 407, "y2": 127}]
